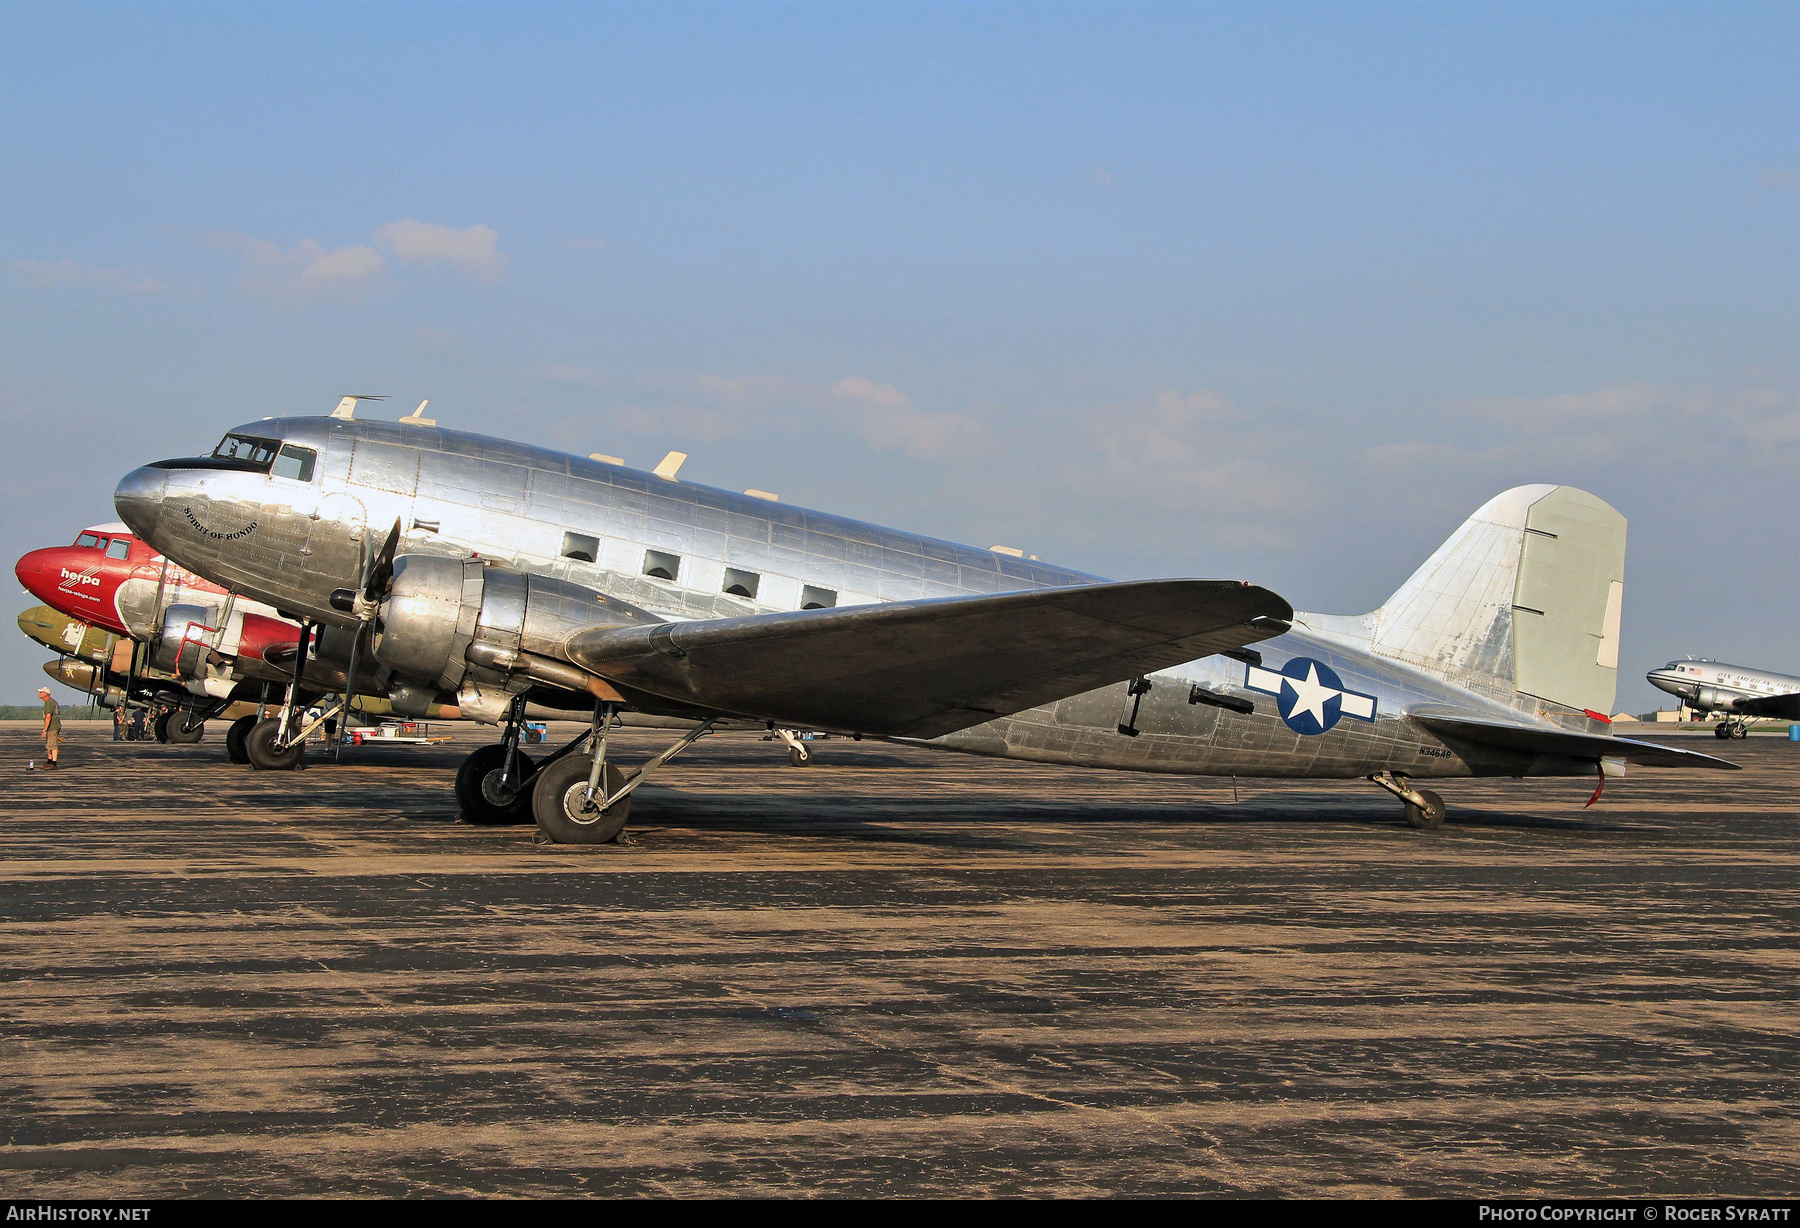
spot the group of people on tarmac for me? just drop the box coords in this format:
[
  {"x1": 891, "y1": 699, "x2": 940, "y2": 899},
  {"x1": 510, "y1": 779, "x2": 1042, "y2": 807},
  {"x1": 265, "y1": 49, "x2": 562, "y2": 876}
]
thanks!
[{"x1": 111, "y1": 704, "x2": 154, "y2": 741}]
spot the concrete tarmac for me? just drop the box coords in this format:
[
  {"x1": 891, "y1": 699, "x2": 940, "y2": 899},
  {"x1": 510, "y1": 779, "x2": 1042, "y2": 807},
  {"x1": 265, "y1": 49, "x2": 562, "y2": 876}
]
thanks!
[{"x1": 1, "y1": 724, "x2": 1795, "y2": 1197}]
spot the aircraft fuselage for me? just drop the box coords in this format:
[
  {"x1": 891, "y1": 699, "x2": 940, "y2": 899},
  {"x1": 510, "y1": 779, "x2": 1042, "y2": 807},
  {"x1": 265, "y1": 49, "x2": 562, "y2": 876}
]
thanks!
[{"x1": 112, "y1": 416, "x2": 1630, "y2": 781}]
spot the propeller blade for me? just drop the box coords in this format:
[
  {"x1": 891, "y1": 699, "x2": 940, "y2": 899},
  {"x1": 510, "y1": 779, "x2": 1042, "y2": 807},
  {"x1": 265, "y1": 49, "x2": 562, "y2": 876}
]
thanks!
[
  {"x1": 337, "y1": 622, "x2": 367, "y2": 761},
  {"x1": 363, "y1": 517, "x2": 403, "y2": 604}
]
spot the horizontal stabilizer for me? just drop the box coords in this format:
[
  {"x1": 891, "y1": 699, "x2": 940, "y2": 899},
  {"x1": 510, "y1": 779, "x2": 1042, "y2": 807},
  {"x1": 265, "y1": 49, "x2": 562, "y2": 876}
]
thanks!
[
  {"x1": 567, "y1": 580, "x2": 1293, "y2": 738},
  {"x1": 1733, "y1": 693, "x2": 1800, "y2": 721},
  {"x1": 1410, "y1": 710, "x2": 1739, "y2": 770}
]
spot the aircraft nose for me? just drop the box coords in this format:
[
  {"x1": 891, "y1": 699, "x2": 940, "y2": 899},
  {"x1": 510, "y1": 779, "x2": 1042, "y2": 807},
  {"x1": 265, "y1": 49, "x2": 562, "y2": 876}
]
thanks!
[
  {"x1": 113, "y1": 466, "x2": 168, "y2": 538},
  {"x1": 13, "y1": 547, "x2": 63, "y2": 602}
]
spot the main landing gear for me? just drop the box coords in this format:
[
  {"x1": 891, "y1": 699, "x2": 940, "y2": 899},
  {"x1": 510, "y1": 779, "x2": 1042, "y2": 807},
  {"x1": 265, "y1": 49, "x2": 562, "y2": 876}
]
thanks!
[
  {"x1": 226, "y1": 714, "x2": 259, "y2": 765},
  {"x1": 453, "y1": 705, "x2": 716, "y2": 844},
  {"x1": 455, "y1": 696, "x2": 538, "y2": 825},
  {"x1": 1370, "y1": 771, "x2": 1447, "y2": 830},
  {"x1": 1714, "y1": 719, "x2": 1749, "y2": 740},
  {"x1": 531, "y1": 707, "x2": 716, "y2": 845}
]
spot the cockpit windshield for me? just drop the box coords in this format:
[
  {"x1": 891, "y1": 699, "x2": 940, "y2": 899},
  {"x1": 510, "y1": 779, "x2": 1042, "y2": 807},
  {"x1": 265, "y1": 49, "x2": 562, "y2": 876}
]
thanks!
[{"x1": 212, "y1": 434, "x2": 281, "y2": 469}]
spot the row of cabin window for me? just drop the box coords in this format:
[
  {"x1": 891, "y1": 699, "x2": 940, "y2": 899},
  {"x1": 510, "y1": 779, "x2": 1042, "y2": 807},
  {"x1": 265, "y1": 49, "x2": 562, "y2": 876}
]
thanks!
[{"x1": 561, "y1": 532, "x2": 836, "y2": 609}]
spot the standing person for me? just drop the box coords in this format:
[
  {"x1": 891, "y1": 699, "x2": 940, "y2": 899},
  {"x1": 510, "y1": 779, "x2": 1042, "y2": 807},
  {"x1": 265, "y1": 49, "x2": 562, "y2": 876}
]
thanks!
[
  {"x1": 37, "y1": 687, "x2": 61, "y2": 768},
  {"x1": 112, "y1": 705, "x2": 126, "y2": 741}
]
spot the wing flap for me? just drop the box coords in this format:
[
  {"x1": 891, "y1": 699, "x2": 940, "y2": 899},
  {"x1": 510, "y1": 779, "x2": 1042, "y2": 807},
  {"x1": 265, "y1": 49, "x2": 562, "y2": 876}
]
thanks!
[
  {"x1": 566, "y1": 579, "x2": 1292, "y2": 738},
  {"x1": 1410, "y1": 711, "x2": 1740, "y2": 770}
]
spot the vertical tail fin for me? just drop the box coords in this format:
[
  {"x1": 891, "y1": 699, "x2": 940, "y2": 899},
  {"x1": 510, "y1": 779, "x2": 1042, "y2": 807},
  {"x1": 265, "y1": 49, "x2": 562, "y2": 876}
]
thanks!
[{"x1": 1306, "y1": 485, "x2": 1626, "y2": 717}]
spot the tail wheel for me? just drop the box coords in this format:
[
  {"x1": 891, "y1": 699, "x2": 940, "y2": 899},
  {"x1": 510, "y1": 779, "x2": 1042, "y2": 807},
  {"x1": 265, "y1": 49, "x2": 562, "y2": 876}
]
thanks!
[
  {"x1": 1404, "y1": 787, "x2": 1446, "y2": 830},
  {"x1": 244, "y1": 718, "x2": 305, "y2": 771},
  {"x1": 455, "y1": 745, "x2": 538, "y2": 825},
  {"x1": 788, "y1": 746, "x2": 812, "y2": 767},
  {"x1": 225, "y1": 715, "x2": 257, "y2": 764},
  {"x1": 532, "y1": 753, "x2": 632, "y2": 844}
]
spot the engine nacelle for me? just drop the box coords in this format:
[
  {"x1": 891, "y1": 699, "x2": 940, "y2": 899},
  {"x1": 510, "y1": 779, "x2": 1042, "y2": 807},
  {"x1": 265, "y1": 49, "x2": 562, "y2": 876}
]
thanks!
[
  {"x1": 373, "y1": 554, "x2": 655, "y2": 721},
  {"x1": 1693, "y1": 687, "x2": 1741, "y2": 712},
  {"x1": 150, "y1": 602, "x2": 221, "y2": 678}
]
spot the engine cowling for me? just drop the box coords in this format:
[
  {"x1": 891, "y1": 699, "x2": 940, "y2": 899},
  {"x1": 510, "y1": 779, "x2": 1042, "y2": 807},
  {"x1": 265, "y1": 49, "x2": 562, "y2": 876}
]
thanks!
[
  {"x1": 372, "y1": 554, "x2": 655, "y2": 721},
  {"x1": 150, "y1": 602, "x2": 221, "y2": 678},
  {"x1": 1693, "y1": 687, "x2": 1742, "y2": 712}
]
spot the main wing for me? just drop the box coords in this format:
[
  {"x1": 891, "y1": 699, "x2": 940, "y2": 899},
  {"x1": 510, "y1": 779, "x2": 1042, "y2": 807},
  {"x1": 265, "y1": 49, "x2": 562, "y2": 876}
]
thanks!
[
  {"x1": 1733, "y1": 692, "x2": 1800, "y2": 721},
  {"x1": 1409, "y1": 710, "x2": 1740, "y2": 769},
  {"x1": 566, "y1": 579, "x2": 1292, "y2": 738}
]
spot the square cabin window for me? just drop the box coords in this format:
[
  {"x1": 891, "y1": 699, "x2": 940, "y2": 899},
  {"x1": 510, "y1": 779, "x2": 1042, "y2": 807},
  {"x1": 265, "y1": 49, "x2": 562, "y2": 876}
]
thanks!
[
  {"x1": 800, "y1": 584, "x2": 837, "y2": 610},
  {"x1": 642, "y1": 549, "x2": 681, "y2": 582},
  {"x1": 271, "y1": 444, "x2": 317, "y2": 482},
  {"x1": 76, "y1": 533, "x2": 100, "y2": 549},
  {"x1": 105, "y1": 538, "x2": 130, "y2": 560},
  {"x1": 721, "y1": 567, "x2": 760, "y2": 599},
  {"x1": 562, "y1": 531, "x2": 599, "y2": 564}
]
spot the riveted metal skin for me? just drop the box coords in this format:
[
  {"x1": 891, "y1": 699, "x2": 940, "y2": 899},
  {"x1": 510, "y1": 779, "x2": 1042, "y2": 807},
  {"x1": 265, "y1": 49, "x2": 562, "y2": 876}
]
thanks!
[{"x1": 116, "y1": 416, "x2": 1737, "y2": 781}]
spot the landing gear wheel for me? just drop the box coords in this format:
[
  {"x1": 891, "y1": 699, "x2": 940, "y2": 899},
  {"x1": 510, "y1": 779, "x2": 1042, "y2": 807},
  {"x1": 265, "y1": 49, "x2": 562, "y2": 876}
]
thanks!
[
  {"x1": 244, "y1": 718, "x2": 306, "y2": 771},
  {"x1": 226, "y1": 715, "x2": 257, "y2": 764},
  {"x1": 788, "y1": 745, "x2": 811, "y2": 767},
  {"x1": 167, "y1": 715, "x2": 205, "y2": 744},
  {"x1": 455, "y1": 745, "x2": 538, "y2": 826},
  {"x1": 1734, "y1": 723, "x2": 1749, "y2": 740},
  {"x1": 152, "y1": 711, "x2": 172, "y2": 743},
  {"x1": 1404, "y1": 787, "x2": 1446, "y2": 830},
  {"x1": 1715, "y1": 724, "x2": 1731, "y2": 740},
  {"x1": 531, "y1": 753, "x2": 632, "y2": 844}
]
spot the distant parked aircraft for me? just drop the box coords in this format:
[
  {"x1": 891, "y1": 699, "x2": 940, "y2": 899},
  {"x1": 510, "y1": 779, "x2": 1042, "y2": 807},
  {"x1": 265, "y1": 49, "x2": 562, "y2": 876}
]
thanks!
[{"x1": 1646, "y1": 659, "x2": 1800, "y2": 739}]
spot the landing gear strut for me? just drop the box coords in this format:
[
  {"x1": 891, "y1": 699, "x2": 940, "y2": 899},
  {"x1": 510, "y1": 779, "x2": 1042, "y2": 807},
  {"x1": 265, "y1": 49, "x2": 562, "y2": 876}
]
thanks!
[
  {"x1": 532, "y1": 707, "x2": 716, "y2": 844},
  {"x1": 1714, "y1": 719, "x2": 1749, "y2": 740},
  {"x1": 455, "y1": 695, "x2": 538, "y2": 825},
  {"x1": 774, "y1": 726, "x2": 812, "y2": 767},
  {"x1": 1370, "y1": 771, "x2": 1447, "y2": 830}
]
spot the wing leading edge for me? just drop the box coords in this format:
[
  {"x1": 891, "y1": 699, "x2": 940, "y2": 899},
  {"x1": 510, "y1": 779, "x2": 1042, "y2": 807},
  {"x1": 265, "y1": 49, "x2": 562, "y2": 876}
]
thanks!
[{"x1": 565, "y1": 579, "x2": 1293, "y2": 738}]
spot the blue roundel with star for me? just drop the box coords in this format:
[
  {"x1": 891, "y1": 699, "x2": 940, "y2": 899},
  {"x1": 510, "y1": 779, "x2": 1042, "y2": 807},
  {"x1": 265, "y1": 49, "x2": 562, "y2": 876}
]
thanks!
[{"x1": 1242, "y1": 656, "x2": 1379, "y2": 736}]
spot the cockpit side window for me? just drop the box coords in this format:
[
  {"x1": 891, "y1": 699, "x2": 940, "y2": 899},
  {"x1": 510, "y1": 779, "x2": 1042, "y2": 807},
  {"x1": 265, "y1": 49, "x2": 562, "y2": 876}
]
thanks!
[
  {"x1": 212, "y1": 434, "x2": 281, "y2": 470},
  {"x1": 75, "y1": 533, "x2": 101, "y2": 549},
  {"x1": 105, "y1": 538, "x2": 131, "y2": 560},
  {"x1": 271, "y1": 444, "x2": 317, "y2": 482}
]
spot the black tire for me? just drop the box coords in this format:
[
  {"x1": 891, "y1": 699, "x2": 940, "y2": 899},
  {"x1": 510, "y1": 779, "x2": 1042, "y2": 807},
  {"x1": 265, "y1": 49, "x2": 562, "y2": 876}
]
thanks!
[
  {"x1": 1734, "y1": 724, "x2": 1749, "y2": 740},
  {"x1": 167, "y1": 715, "x2": 205, "y2": 744},
  {"x1": 225, "y1": 715, "x2": 257, "y2": 764},
  {"x1": 531, "y1": 753, "x2": 631, "y2": 844},
  {"x1": 455, "y1": 745, "x2": 538, "y2": 826},
  {"x1": 152, "y1": 711, "x2": 172, "y2": 743},
  {"x1": 245, "y1": 718, "x2": 306, "y2": 771},
  {"x1": 788, "y1": 745, "x2": 811, "y2": 767},
  {"x1": 1404, "y1": 787, "x2": 1446, "y2": 830},
  {"x1": 1715, "y1": 725, "x2": 1731, "y2": 740}
]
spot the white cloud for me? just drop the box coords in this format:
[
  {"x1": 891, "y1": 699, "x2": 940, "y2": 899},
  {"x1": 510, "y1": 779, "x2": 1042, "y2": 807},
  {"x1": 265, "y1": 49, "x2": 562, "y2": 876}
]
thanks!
[
  {"x1": 542, "y1": 371, "x2": 988, "y2": 461},
  {"x1": 375, "y1": 219, "x2": 504, "y2": 281},
  {"x1": 832, "y1": 377, "x2": 988, "y2": 461},
  {"x1": 206, "y1": 231, "x2": 386, "y2": 305},
  {"x1": 10, "y1": 259, "x2": 164, "y2": 295}
]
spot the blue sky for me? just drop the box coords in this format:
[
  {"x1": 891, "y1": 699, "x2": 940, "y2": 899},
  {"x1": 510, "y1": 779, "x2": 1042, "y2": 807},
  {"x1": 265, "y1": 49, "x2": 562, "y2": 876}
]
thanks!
[{"x1": 2, "y1": 1, "x2": 1794, "y2": 710}]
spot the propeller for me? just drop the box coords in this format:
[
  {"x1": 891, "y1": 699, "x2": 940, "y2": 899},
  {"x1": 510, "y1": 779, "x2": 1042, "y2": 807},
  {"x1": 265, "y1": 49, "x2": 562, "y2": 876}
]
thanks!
[{"x1": 332, "y1": 517, "x2": 403, "y2": 757}]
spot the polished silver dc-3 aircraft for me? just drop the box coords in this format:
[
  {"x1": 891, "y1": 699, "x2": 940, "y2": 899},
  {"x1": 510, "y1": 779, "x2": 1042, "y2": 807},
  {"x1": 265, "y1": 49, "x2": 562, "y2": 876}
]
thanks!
[
  {"x1": 111, "y1": 409, "x2": 1733, "y2": 842},
  {"x1": 1647, "y1": 659, "x2": 1800, "y2": 739}
]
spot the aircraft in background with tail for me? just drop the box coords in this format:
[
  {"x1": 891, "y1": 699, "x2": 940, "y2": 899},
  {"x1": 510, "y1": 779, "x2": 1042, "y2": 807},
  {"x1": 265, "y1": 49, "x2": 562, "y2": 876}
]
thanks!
[{"x1": 110, "y1": 411, "x2": 1734, "y2": 842}]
